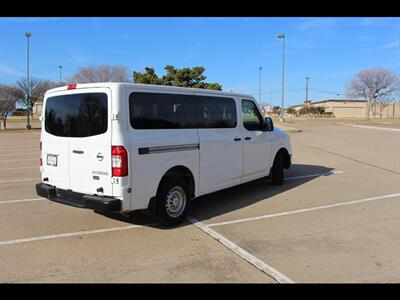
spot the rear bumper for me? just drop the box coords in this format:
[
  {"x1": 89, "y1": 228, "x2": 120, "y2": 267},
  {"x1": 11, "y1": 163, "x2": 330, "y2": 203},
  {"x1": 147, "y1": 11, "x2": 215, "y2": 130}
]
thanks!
[{"x1": 36, "y1": 183, "x2": 122, "y2": 213}]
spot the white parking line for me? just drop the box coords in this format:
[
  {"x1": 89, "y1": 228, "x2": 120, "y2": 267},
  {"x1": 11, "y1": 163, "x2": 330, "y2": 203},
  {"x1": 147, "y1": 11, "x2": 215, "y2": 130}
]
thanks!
[
  {"x1": 0, "y1": 166, "x2": 38, "y2": 171},
  {"x1": 285, "y1": 170, "x2": 343, "y2": 181},
  {"x1": 0, "y1": 178, "x2": 39, "y2": 184},
  {"x1": 0, "y1": 158, "x2": 37, "y2": 163},
  {"x1": 207, "y1": 193, "x2": 400, "y2": 227},
  {"x1": 186, "y1": 216, "x2": 294, "y2": 283},
  {"x1": 337, "y1": 123, "x2": 400, "y2": 132},
  {"x1": 0, "y1": 146, "x2": 38, "y2": 151},
  {"x1": 0, "y1": 224, "x2": 154, "y2": 246},
  {"x1": 0, "y1": 152, "x2": 38, "y2": 157},
  {"x1": 0, "y1": 198, "x2": 46, "y2": 204}
]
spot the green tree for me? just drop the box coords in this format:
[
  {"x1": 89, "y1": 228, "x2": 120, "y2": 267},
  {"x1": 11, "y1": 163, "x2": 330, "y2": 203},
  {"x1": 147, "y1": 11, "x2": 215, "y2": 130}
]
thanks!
[
  {"x1": 133, "y1": 67, "x2": 163, "y2": 85},
  {"x1": 133, "y1": 66, "x2": 222, "y2": 90}
]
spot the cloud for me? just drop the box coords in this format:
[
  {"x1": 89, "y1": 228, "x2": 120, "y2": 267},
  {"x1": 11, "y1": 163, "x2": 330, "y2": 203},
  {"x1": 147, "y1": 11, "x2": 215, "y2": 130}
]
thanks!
[
  {"x1": 380, "y1": 40, "x2": 400, "y2": 49},
  {"x1": 359, "y1": 35, "x2": 375, "y2": 42},
  {"x1": 0, "y1": 63, "x2": 24, "y2": 77},
  {"x1": 359, "y1": 17, "x2": 396, "y2": 26},
  {"x1": 292, "y1": 17, "x2": 335, "y2": 31},
  {"x1": 365, "y1": 40, "x2": 400, "y2": 50},
  {"x1": 107, "y1": 48, "x2": 135, "y2": 57}
]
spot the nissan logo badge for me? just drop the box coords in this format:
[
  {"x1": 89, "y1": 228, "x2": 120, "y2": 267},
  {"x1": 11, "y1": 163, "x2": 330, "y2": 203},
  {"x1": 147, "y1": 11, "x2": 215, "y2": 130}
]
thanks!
[{"x1": 96, "y1": 153, "x2": 104, "y2": 161}]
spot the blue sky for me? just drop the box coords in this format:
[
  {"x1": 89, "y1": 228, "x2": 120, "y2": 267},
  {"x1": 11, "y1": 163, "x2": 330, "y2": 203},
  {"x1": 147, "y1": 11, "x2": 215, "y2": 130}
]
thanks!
[{"x1": 1, "y1": 17, "x2": 399, "y2": 107}]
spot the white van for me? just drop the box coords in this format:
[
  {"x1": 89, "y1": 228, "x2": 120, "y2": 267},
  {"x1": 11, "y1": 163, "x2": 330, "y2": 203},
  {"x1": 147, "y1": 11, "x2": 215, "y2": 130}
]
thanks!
[{"x1": 36, "y1": 83, "x2": 292, "y2": 225}]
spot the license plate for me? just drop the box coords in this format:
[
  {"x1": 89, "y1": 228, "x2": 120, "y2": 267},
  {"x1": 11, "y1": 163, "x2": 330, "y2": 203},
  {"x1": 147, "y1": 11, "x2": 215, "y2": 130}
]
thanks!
[{"x1": 47, "y1": 154, "x2": 58, "y2": 166}]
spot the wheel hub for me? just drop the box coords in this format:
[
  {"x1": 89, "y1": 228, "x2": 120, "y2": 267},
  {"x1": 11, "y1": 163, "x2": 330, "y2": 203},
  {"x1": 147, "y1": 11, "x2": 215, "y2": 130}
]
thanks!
[{"x1": 165, "y1": 186, "x2": 186, "y2": 218}]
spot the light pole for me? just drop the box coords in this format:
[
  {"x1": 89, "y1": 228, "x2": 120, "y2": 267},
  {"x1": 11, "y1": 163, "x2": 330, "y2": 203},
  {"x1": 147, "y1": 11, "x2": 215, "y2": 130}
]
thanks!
[
  {"x1": 277, "y1": 34, "x2": 285, "y2": 121},
  {"x1": 25, "y1": 32, "x2": 31, "y2": 130},
  {"x1": 59, "y1": 65, "x2": 63, "y2": 83},
  {"x1": 305, "y1": 76, "x2": 310, "y2": 102},
  {"x1": 258, "y1": 66, "x2": 262, "y2": 104}
]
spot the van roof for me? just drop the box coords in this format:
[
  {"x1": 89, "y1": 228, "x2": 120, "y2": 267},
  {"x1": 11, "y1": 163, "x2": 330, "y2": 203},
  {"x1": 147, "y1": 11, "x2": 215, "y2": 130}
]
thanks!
[{"x1": 46, "y1": 82, "x2": 255, "y2": 100}]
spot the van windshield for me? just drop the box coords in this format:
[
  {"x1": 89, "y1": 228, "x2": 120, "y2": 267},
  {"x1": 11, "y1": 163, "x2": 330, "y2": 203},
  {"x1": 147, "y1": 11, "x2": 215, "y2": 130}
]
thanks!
[{"x1": 45, "y1": 93, "x2": 108, "y2": 137}]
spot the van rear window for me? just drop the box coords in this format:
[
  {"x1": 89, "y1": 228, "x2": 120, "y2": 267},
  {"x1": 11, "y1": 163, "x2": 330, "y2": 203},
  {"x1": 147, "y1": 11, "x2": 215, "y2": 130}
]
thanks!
[{"x1": 45, "y1": 93, "x2": 108, "y2": 137}]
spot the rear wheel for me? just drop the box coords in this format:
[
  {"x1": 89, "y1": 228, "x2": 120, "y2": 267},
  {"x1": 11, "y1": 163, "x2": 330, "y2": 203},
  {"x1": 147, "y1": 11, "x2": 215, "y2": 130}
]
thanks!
[
  {"x1": 156, "y1": 177, "x2": 190, "y2": 226},
  {"x1": 271, "y1": 153, "x2": 284, "y2": 185}
]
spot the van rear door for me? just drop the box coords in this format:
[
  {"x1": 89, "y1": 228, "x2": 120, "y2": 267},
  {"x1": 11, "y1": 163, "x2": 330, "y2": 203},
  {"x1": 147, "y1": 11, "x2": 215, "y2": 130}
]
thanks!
[
  {"x1": 41, "y1": 95, "x2": 70, "y2": 189},
  {"x1": 43, "y1": 88, "x2": 112, "y2": 196}
]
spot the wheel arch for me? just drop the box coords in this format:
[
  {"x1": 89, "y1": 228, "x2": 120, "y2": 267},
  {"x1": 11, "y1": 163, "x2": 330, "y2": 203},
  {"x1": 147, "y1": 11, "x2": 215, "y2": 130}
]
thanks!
[
  {"x1": 274, "y1": 147, "x2": 291, "y2": 169},
  {"x1": 157, "y1": 165, "x2": 196, "y2": 198},
  {"x1": 146, "y1": 165, "x2": 196, "y2": 215}
]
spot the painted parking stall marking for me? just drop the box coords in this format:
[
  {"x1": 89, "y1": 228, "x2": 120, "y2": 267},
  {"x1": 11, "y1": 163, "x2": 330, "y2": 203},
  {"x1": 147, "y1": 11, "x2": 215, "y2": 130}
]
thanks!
[
  {"x1": 186, "y1": 216, "x2": 295, "y2": 283},
  {"x1": 0, "y1": 198, "x2": 46, "y2": 204},
  {"x1": 0, "y1": 178, "x2": 40, "y2": 184},
  {"x1": 0, "y1": 224, "x2": 156, "y2": 246},
  {"x1": 207, "y1": 193, "x2": 400, "y2": 227},
  {"x1": 0, "y1": 166, "x2": 38, "y2": 171}
]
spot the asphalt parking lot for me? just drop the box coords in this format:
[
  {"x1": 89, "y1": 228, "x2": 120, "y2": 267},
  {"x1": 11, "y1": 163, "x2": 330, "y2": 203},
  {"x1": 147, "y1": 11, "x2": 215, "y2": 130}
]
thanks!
[{"x1": 0, "y1": 119, "x2": 399, "y2": 283}]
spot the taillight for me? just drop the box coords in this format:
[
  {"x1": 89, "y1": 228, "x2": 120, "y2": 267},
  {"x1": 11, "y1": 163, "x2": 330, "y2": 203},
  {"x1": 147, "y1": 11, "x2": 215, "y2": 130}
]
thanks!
[
  {"x1": 39, "y1": 141, "x2": 42, "y2": 166},
  {"x1": 67, "y1": 84, "x2": 77, "y2": 90},
  {"x1": 112, "y1": 146, "x2": 128, "y2": 177}
]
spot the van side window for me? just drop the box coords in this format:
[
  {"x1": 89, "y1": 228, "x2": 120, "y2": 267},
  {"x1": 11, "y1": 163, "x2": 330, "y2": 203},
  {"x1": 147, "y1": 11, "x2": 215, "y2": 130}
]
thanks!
[
  {"x1": 196, "y1": 96, "x2": 237, "y2": 128},
  {"x1": 241, "y1": 100, "x2": 263, "y2": 131},
  {"x1": 129, "y1": 92, "x2": 196, "y2": 129}
]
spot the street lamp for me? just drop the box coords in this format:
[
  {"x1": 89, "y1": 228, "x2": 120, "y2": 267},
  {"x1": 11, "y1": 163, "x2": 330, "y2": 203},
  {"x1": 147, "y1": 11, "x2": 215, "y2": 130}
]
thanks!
[
  {"x1": 59, "y1": 65, "x2": 63, "y2": 83},
  {"x1": 277, "y1": 34, "x2": 285, "y2": 122},
  {"x1": 305, "y1": 76, "x2": 310, "y2": 102},
  {"x1": 25, "y1": 32, "x2": 31, "y2": 130},
  {"x1": 258, "y1": 66, "x2": 262, "y2": 105}
]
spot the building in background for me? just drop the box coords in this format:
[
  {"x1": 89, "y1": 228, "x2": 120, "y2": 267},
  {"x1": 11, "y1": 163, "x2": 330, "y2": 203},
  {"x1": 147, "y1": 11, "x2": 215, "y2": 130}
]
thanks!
[
  {"x1": 289, "y1": 99, "x2": 400, "y2": 118},
  {"x1": 32, "y1": 101, "x2": 43, "y2": 116}
]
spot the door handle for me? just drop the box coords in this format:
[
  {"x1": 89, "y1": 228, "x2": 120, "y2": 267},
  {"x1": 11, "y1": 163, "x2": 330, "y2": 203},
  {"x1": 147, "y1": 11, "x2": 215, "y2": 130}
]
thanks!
[
  {"x1": 234, "y1": 137, "x2": 241, "y2": 141},
  {"x1": 244, "y1": 136, "x2": 252, "y2": 141},
  {"x1": 72, "y1": 150, "x2": 84, "y2": 154}
]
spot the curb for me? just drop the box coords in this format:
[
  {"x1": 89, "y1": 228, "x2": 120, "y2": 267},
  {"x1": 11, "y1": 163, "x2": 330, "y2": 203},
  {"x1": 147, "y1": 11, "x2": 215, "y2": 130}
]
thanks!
[{"x1": 276, "y1": 126, "x2": 302, "y2": 133}]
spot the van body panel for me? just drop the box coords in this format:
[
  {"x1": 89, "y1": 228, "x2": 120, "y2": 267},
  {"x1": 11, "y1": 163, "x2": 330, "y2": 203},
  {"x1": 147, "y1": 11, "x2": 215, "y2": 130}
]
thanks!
[
  {"x1": 41, "y1": 134, "x2": 70, "y2": 189},
  {"x1": 241, "y1": 129, "x2": 272, "y2": 181},
  {"x1": 195, "y1": 94, "x2": 243, "y2": 194},
  {"x1": 240, "y1": 99, "x2": 272, "y2": 181},
  {"x1": 128, "y1": 128, "x2": 199, "y2": 210},
  {"x1": 126, "y1": 87, "x2": 199, "y2": 210}
]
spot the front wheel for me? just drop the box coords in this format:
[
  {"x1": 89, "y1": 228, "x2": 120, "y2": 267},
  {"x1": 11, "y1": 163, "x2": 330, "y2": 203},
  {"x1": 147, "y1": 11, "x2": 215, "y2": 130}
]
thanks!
[
  {"x1": 271, "y1": 153, "x2": 284, "y2": 185},
  {"x1": 156, "y1": 177, "x2": 190, "y2": 226}
]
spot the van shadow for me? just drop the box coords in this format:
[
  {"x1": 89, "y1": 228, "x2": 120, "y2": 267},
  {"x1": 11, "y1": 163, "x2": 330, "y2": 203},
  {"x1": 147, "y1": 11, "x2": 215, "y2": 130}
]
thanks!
[{"x1": 99, "y1": 164, "x2": 334, "y2": 228}]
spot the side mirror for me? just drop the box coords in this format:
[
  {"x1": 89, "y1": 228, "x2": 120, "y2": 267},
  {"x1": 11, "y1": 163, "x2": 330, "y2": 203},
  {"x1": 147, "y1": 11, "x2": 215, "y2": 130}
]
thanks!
[{"x1": 264, "y1": 117, "x2": 274, "y2": 131}]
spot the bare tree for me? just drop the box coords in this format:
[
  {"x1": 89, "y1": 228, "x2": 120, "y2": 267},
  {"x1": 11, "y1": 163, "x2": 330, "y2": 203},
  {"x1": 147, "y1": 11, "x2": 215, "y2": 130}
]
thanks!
[
  {"x1": 71, "y1": 65, "x2": 130, "y2": 83},
  {"x1": 15, "y1": 77, "x2": 56, "y2": 129},
  {"x1": 346, "y1": 67, "x2": 399, "y2": 119},
  {"x1": 0, "y1": 84, "x2": 24, "y2": 129}
]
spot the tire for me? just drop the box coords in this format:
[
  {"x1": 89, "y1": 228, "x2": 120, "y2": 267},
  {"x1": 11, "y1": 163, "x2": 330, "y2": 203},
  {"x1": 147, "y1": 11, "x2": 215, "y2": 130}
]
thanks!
[
  {"x1": 271, "y1": 153, "x2": 284, "y2": 185},
  {"x1": 155, "y1": 176, "x2": 190, "y2": 226}
]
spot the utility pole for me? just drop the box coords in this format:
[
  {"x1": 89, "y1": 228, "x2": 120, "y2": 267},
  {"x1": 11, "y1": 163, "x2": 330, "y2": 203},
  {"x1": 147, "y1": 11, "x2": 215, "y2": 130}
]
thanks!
[{"x1": 258, "y1": 66, "x2": 262, "y2": 104}]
